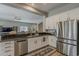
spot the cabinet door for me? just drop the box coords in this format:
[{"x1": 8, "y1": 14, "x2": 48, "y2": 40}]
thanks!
[
  {"x1": 41, "y1": 36, "x2": 48, "y2": 47},
  {"x1": 46, "y1": 17, "x2": 53, "y2": 29},
  {"x1": 34, "y1": 37, "x2": 41, "y2": 50},
  {"x1": 28, "y1": 38, "x2": 35, "y2": 52},
  {"x1": 28, "y1": 39, "x2": 32, "y2": 52},
  {"x1": 28, "y1": 36, "x2": 49, "y2": 53},
  {"x1": 48, "y1": 36, "x2": 57, "y2": 48}
]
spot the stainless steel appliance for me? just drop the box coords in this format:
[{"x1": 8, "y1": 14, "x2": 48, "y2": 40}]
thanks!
[
  {"x1": 46, "y1": 29, "x2": 57, "y2": 35},
  {"x1": 16, "y1": 39, "x2": 28, "y2": 56},
  {"x1": 57, "y1": 20, "x2": 77, "y2": 56}
]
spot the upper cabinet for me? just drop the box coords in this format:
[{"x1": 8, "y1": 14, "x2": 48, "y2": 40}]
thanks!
[
  {"x1": 45, "y1": 16, "x2": 59, "y2": 30},
  {"x1": 38, "y1": 22, "x2": 43, "y2": 32},
  {"x1": 45, "y1": 17, "x2": 52, "y2": 29}
]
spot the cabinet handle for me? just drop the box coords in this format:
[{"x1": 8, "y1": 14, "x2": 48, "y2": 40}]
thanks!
[
  {"x1": 5, "y1": 46, "x2": 11, "y2": 48},
  {"x1": 43, "y1": 37, "x2": 46, "y2": 42}
]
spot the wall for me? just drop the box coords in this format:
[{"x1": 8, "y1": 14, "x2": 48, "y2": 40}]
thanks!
[{"x1": 48, "y1": 3, "x2": 79, "y2": 17}]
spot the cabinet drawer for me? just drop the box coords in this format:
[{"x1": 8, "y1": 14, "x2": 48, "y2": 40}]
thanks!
[
  {"x1": 0, "y1": 49, "x2": 14, "y2": 56},
  {"x1": 0, "y1": 44, "x2": 14, "y2": 50},
  {"x1": 0, "y1": 41, "x2": 14, "y2": 56},
  {"x1": 2, "y1": 46, "x2": 13, "y2": 51},
  {"x1": 0, "y1": 41, "x2": 14, "y2": 46},
  {"x1": 1, "y1": 52, "x2": 14, "y2": 56},
  {"x1": 34, "y1": 37, "x2": 41, "y2": 49}
]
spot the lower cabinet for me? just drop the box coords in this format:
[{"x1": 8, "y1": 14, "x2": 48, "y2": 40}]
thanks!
[
  {"x1": 0, "y1": 41, "x2": 15, "y2": 56},
  {"x1": 41, "y1": 36, "x2": 49, "y2": 47},
  {"x1": 28, "y1": 38, "x2": 36, "y2": 52},
  {"x1": 48, "y1": 36, "x2": 57, "y2": 48},
  {"x1": 27, "y1": 36, "x2": 49, "y2": 53}
]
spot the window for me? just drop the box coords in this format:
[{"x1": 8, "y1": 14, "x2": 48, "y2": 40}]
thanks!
[{"x1": 20, "y1": 26, "x2": 28, "y2": 32}]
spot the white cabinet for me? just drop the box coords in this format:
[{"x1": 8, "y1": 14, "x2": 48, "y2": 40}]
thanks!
[
  {"x1": 34, "y1": 37, "x2": 41, "y2": 50},
  {"x1": 48, "y1": 36, "x2": 57, "y2": 48},
  {"x1": 28, "y1": 36, "x2": 48, "y2": 53},
  {"x1": 28, "y1": 38, "x2": 35, "y2": 52},
  {"x1": 41, "y1": 36, "x2": 49, "y2": 47},
  {"x1": 28, "y1": 37, "x2": 41, "y2": 52},
  {"x1": 45, "y1": 18, "x2": 53, "y2": 29},
  {"x1": 0, "y1": 41, "x2": 15, "y2": 56},
  {"x1": 45, "y1": 16, "x2": 59, "y2": 30}
]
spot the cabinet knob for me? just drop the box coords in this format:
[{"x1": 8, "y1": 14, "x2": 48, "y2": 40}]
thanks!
[{"x1": 43, "y1": 37, "x2": 46, "y2": 42}]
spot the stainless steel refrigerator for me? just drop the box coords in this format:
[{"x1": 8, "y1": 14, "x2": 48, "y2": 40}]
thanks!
[{"x1": 57, "y1": 20, "x2": 77, "y2": 56}]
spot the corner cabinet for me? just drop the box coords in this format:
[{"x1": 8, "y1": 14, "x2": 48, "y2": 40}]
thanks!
[
  {"x1": 0, "y1": 41, "x2": 15, "y2": 56},
  {"x1": 27, "y1": 36, "x2": 49, "y2": 53}
]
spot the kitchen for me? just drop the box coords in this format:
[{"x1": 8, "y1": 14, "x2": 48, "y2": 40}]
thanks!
[{"x1": 0, "y1": 3, "x2": 78, "y2": 56}]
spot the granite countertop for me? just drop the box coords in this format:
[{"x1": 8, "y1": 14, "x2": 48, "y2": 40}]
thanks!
[{"x1": 0, "y1": 32, "x2": 54, "y2": 42}]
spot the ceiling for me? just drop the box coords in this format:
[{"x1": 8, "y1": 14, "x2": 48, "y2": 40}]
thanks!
[
  {"x1": 0, "y1": 4, "x2": 43, "y2": 23},
  {"x1": 27, "y1": 3, "x2": 67, "y2": 12},
  {"x1": 0, "y1": 3, "x2": 68, "y2": 24}
]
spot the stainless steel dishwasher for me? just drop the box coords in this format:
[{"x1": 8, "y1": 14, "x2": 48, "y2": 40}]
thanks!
[{"x1": 16, "y1": 39, "x2": 28, "y2": 56}]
